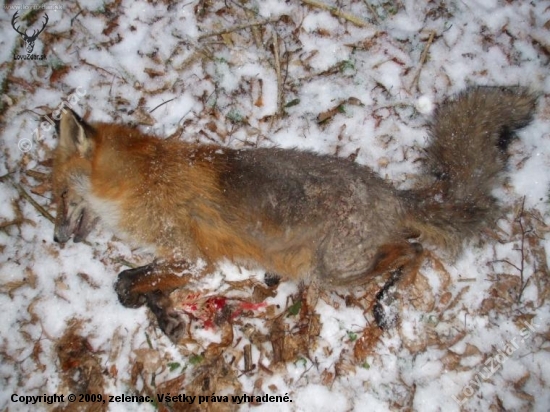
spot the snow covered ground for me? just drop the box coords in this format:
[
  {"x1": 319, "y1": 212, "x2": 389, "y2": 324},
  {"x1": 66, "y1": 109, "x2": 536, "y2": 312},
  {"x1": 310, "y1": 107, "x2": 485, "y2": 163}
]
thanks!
[{"x1": 1, "y1": 0, "x2": 549, "y2": 411}]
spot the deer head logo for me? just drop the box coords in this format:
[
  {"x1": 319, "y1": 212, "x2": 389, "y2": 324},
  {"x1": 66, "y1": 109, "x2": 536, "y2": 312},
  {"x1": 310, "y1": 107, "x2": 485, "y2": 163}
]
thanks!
[{"x1": 12, "y1": 12, "x2": 49, "y2": 54}]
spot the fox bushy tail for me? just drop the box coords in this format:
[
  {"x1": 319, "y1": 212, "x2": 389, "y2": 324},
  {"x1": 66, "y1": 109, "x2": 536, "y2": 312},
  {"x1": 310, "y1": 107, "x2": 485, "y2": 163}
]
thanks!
[{"x1": 406, "y1": 86, "x2": 537, "y2": 252}]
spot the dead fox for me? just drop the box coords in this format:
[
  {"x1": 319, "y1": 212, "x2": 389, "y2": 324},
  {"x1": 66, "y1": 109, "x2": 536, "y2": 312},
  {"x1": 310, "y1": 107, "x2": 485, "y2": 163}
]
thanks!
[{"x1": 52, "y1": 87, "x2": 536, "y2": 341}]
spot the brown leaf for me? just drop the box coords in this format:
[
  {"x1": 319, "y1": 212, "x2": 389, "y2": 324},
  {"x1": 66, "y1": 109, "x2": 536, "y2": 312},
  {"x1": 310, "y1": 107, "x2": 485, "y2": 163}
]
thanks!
[
  {"x1": 50, "y1": 65, "x2": 70, "y2": 84},
  {"x1": 462, "y1": 343, "x2": 482, "y2": 357},
  {"x1": 133, "y1": 348, "x2": 162, "y2": 374},
  {"x1": 144, "y1": 67, "x2": 165, "y2": 78},
  {"x1": 55, "y1": 321, "x2": 107, "y2": 410},
  {"x1": 440, "y1": 350, "x2": 461, "y2": 370},
  {"x1": 354, "y1": 325, "x2": 383, "y2": 360},
  {"x1": 409, "y1": 273, "x2": 435, "y2": 312}
]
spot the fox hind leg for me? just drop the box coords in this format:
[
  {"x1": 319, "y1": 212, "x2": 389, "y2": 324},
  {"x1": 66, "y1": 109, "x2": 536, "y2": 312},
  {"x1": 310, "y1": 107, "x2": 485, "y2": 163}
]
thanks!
[
  {"x1": 369, "y1": 242, "x2": 424, "y2": 329},
  {"x1": 373, "y1": 268, "x2": 404, "y2": 329},
  {"x1": 319, "y1": 239, "x2": 424, "y2": 328}
]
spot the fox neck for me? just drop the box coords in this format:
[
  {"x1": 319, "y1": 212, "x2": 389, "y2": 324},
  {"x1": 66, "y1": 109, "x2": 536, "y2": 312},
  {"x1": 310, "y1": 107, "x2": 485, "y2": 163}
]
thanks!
[{"x1": 86, "y1": 132, "x2": 226, "y2": 258}]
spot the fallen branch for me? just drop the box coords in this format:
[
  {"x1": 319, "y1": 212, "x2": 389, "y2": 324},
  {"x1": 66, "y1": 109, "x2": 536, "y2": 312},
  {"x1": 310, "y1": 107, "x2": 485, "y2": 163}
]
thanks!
[
  {"x1": 149, "y1": 98, "x2": 175, "y2": 114},
  {"x1": 515, "y1": 197, "x2": 530, "y2": 303},
  {"x1": 12, "y1": 180, "x2": 54, "y2": 223},
  {"x1": 272, "y1": 32, "x2": 284, "y2": 117},
  {"x1": 409, "y1": 30, "x2": 436, "y2": 92},
  {"x1": 302, "y1": 0, "x2": 375, "y2": 29},
  {"x1": 363, "y1": 0, "x2": 381, "y2": 25},
  {"x1": 198, "y1": 20, "x2": 276, "y2": 40}
]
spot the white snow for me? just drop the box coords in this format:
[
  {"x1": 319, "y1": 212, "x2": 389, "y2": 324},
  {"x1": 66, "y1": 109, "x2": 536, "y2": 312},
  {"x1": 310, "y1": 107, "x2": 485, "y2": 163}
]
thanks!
[{"x1": 1, "y1": 0, "x2": 549, "y2": 411}]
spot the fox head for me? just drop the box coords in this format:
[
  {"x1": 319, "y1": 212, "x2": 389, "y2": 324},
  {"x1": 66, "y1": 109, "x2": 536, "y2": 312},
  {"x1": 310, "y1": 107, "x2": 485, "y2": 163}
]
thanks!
[{"x1": 52, "y1": 109, "x2": 98, "y2": 243}]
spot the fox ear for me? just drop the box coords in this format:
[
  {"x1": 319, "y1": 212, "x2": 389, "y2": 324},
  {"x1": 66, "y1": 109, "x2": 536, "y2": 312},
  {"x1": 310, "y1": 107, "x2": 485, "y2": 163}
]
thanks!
[{"x1": 57, "y1": 109, "x2": 93, "y2": 157}]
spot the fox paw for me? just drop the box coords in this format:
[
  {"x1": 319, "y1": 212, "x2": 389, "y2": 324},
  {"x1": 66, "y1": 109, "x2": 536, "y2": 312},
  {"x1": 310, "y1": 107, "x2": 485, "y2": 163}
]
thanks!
[
  {"x1": 115, "y1": 267, "x2": 149, "y2": 308},
  {"x1": 156, "y1": 309, "x2": 186, "y2": 343},
  {"x1": 264, "y1": 272, "x2": 281, "y2": 287},
  {"x1": 145, "y1": 291, "x2": 186, "y2": 342},
  {"x1": 373, "y1": 268, "x2": 403, "y2": 330}
]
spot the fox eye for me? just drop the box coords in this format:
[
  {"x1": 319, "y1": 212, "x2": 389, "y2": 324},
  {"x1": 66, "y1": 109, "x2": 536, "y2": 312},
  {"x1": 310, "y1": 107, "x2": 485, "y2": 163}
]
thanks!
[{"x1": 61, "y1": 190, "x2": 68, "y2": 199}]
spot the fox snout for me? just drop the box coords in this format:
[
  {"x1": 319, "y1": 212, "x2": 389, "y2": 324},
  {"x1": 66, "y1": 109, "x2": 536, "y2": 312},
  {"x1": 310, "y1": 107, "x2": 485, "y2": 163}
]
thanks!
[{"x1": 53, "y1": 194, "x2": 97, "y2": 243}]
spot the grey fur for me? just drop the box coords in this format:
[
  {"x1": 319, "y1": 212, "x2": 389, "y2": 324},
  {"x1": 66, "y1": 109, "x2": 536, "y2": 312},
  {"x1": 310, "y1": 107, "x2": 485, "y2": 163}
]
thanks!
[{"x1": 219, "y1": 87, "x2": 537, "y2": 284}]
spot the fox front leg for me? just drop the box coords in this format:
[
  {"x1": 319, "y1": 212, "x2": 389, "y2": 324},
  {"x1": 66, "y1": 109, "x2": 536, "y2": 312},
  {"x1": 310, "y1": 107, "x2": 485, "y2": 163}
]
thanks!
[
  {"x1": 115, "y1": 264, "x2": 154, "y2": 308},
  {"x1": 115, "y1": 261, "x2": 194, "y2": 307}
]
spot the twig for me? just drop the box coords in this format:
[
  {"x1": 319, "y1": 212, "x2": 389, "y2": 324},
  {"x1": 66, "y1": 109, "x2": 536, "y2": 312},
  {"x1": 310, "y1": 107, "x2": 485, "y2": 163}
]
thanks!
[
  {"x1": 302, "y1": 0, "x2": 375, "y2": 29},
  {"x1": 491, "y1": 259, "x2": 521, "y2": 273},
  {"x1": 408, "y1": 30, "x2": 436, "y2": 92},
  {"x1": 363, "y1": 0, "x2": 381, "y2": 25},
  {"x1": 12, "y1": 180, "x2": 54, "y2": 223},
  {"x1": 0, "y1": 219, "x2": 23, "y2": 229},
  {"x1": 112, "y1": 257, "x2": 139, "y2": 269},
  {"x1": 149, "y1": 98, "x2": 175, "y2": 114},
  {"x1": 82, "y1": 60, "x2": 123, "y2": 80},
  {"x1": 515, "y1": 197, "x2": 529, "y2": 303},
  {"x1": 272, "y1": 32, "x2": 284, "y2": 117},
  {"x1": 490, "y1": 197, "x2": 531, "y2": 304},
  {"x1": 70, "y1": 9, "x2": 83, "y2": 26},
  {"x1": 229, "y1": 0, "x2": 263, "y2": 48},
  {"x1": 243, "y1": 344, "x2": 253, "y2": 373},
  {"x1": 198, "y1": 20, "x2": 276, "y2": 40},
  {"x1": 247, "y1": 11, "x2": 263, "y2": 49}
]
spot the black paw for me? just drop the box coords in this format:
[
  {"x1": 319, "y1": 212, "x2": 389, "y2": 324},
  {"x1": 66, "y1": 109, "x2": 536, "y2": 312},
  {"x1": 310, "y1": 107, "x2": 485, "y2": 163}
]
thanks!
[
  {"x1": 373, "y1": 268, "x2": 403, "y2": 330},
  {"x1": 157, "y1": 309, "x2": 186, "y2": 343},
  {"x1": 373, "y1": 300, "x2": 397, "y2": 330},
  {"x1": 115, "y1": 266, "x2": 152, "y2": 308},
  {"x1": 146, "y1": 291, "x2": 186, "y2": 343},
  {"x1": 264, "y1": 272, "x2": 281, "y2": 287}
]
